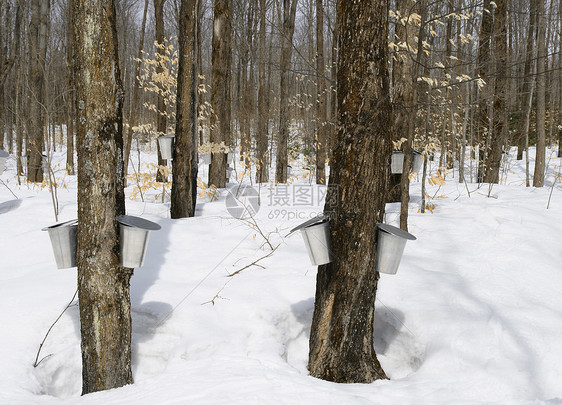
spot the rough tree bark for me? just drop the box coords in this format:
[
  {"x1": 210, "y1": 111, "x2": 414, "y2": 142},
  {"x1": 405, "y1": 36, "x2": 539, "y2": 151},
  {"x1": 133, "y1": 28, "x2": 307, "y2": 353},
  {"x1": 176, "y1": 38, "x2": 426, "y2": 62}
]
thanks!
[
  {"x1": 275, "y1": 0, "x2": 297, "y2": 183},
  {"x1": 533, "y1": 0, "x2": 546, "y2": 187},
  {"x1": 28, "y1": 0, "x2": 50, "y2": 182},
  {"x1": 154, "y1": 0, "x2": 168, "y2": 182},
  {"x1": 65, "y1": 1, "x2": 75, "y2": 175},
  {"x1": 516, "y1": 0, "x2": 537, "y2": 161},
  {"x1": 308, "y1": 0, "x2": 392, "y2": 383},
  {"x1": 171, "y1": 0, "x2": 198, "y2": 219},
  {"x1": 209, "y1": 0, "x2": 232, "y2": 188},
  {"x1": 315, "y1": 0, "x2": 327, "y2": 184},
  {"x1": 73, "y1": 0, "x2": 133, "y2": 394},
  {"x1": 124, "y1": 0, "x2": 149, "y2": 180},
  {"x1": 476, "y1": 0, "x2": 494, "y2": 183},
  {"x1": 484, "y1": 0, "x2": 508, "y2": 183},
  {"x1": 256, "y1": 0, "x2": 269, "y2": 183},
  {"x1": 394, "y1": 0, "x2": 424, "y2": 231},
  {"x1": 0, "y1": 2, "x2": 5, "y2": 149},
  {"x1": 559, "y1": 1, "x2": 562, "y2": 158}
]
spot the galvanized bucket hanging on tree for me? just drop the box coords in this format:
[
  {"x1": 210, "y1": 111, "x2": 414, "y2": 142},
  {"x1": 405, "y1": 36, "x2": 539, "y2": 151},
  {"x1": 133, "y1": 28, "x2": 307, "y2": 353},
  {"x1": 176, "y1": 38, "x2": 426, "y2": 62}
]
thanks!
[
  {"x1": 42, "y1": 219, "x2": 78, "y2": 269},
  {"x1": 116, "y1": 215, "x2": 161, "y2": 268},
  {"x1": 375, "y1": 223, "x2": 416, "y2": 274},
  {"x1": 0, "y1": 150, "x2": 9, "y2": 174},
  {"x1": 391, "y1": 150, "x2": 423, "y2": 174},
  {"x1": 157, "y1": 133, "x2": 175, "y2": 160},
  {"x1": 288, "y1": 215, "x2": 333, "y2": 266}
]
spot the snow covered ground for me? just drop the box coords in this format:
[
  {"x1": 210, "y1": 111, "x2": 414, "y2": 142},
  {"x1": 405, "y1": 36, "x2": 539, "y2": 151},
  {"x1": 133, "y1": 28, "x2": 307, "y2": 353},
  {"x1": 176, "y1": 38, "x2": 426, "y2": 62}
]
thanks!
[{"x1": 1, "y1": 145, "x2": 562, "y2": 404}]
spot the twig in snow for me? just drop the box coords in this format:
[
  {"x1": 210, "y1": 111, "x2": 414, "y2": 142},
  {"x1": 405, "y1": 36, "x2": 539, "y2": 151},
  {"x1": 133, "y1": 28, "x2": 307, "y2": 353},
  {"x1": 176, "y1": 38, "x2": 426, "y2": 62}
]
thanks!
[
  {"x1": 34, "y1": 289, "x2": 78, "y2": 368},
  {"x1": 546, "y1": 163, "x2": 561, "y2": 209},
  {"x1": 227, "y1": 244, "x2": 280, "y2": 277},
  {"x1": 201, "y1": 279, "x2": 232, "y2": 306},
  {"x1": 0, "y1": 179, "x2": 18, "y2": 199}
]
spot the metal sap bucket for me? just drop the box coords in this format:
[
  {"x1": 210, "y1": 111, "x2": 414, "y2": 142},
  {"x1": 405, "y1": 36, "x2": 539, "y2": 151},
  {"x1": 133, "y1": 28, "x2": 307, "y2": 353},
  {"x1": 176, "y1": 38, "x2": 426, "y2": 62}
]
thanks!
[
  {"x1": 201, "y1": 153, "x2": 211, "y2": 165},
  {"x1": 227, "y1": 152, "x2": 234, "y2": 164},
  {"x1": 42, "y1": 219, "x2": 78, "y2": 269},
  {"x1": 42, "y1": 154, "x2": 48, "y2": 171},
  {"x1": 289, "y1": 215, "x2": 333, "y2": 265},
  {"x1": 287, "y1": 165, "x2": 292, "y2": 177},
  {"x1": 391, "y1": 151, "x2": 404, "y2": 174},
  {"x1": 376, "y1": 223, "x2": 416, "y2": 275},
  {"x1": 412, "y1": 150, "x2": 423, "y2": 174},
  {"x1": 226, "y1": 167, "x2": 234, "y2": 182},
  {"x1": 0, "y1": 150, "x2": 8, "y2": 174},
  {"x1": 116, "y1": 215, "x2": 161, "y2": 268},
  {"x1": 391, "y1": 150, "x2": 423, "y2": 174},
  {"x1": 157, "y1": 134, "x2": 175, "y2": 160}
]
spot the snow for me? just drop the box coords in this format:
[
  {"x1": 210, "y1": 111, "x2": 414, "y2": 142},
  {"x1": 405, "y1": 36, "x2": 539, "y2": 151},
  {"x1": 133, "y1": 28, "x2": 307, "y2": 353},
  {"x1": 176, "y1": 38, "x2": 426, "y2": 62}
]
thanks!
[{"x1": 1, "y1": 144, "x2": 562, "y2": 404}]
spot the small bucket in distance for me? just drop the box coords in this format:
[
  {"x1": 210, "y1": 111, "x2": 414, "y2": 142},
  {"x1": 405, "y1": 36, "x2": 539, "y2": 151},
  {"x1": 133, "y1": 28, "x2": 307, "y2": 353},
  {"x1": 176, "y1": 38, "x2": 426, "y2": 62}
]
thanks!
[{"x1": 157, "y1": 134, "x2": 175, "y2": 160}]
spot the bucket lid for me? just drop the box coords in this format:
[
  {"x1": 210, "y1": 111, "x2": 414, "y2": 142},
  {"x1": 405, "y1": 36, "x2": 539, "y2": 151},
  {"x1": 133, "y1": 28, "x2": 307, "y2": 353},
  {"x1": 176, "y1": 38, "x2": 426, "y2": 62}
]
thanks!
[
  {"x1": 159, "y1": 134, "x2": 175, "y2": 139},
  {"x1": 42, "y1": 219, "x2": 78, "y2": 231},
  {"x1": 287, "y1": 215, "x2": 328, "y2": 236},
  {"x1": 376, "y1": 223, "x2": 416, "y2": 240},
  {"x1": 0, "y1": 150, "x2": 9, "y2": 158},
  {"x1": 116, "y1": 215, "x2": 161, "y2": 231}
]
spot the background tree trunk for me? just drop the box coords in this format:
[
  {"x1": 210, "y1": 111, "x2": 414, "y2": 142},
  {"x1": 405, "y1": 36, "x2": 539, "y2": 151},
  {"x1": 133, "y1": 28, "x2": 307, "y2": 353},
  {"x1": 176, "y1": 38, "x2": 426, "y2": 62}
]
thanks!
[
  {"x1": 209, "y1": 0, "x2": 232, "y2": 188},
  {"x1": 255, "y1": 0, "x2": 269, "y2": 183},
  {"x1": 308, "y1": 0, "x2": 392, "y2": 384},
  {"x1": 394, "y1": 0, "x2": 424, "y2": 231},
  {"x1": 171, "y1": 0, "x2": 198, "y2": 219},
  {"x1": 484, "y1": 0, "x2": 508, "y2": 183},
  {"x1": 275, "y1": 0, "x2": 297, "y2": 183},
  {"x1": 28, "y1": 0, "x2": 50, "y2": 182},
  {"x1": 315, "y1": 0, "x2": 327, "y2": 184},
  {"x1": 516, "y1": 0, "x2": 537, "y2": 161},
  {"x1": 73, "y1": 0, "x2": 132, "y2": 394},
  {"x1": 476, "y1": 0, "x2": 493, "y2": 183},
  {"x1": 559, "y1": 0, "x2": 562, "y2": 158},
  {"x1": 124, "y1": 0, "x2": 149, "y2": 180},
  {"x1": 65, "y1": 1, "x2": 75, "y2": 175},
  {"x1": 154, "y1": 0, "x2": 168, "y2": 182},
  {"x1": 533, "y1": 0, "x2": 546, "y2": 187}
]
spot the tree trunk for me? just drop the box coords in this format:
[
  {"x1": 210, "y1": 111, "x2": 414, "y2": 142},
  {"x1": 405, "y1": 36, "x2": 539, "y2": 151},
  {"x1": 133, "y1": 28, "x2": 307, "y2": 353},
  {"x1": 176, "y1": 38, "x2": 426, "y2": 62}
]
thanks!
[
  {"x1": 533, "y1": 0, "x2": 546, "y2": 187},
  {"x1": 394, "y1": 0, "x2": 424, "y2": 231},
  {"x1": 559, "y1": 2, "x2": 562, "y2": 158},
  {"x1": 0, "y1": 3, "x2": 5, "y2": 150},
  {"x1": 308, "y1": 0, "x2": 392, "y2": 383},
  {"x1": 171, "y1": 0, "x2": 198, "y2": 219},
  {"x1": 256, "y1": 0, "x2": 269, "y2": 183},
  {"x1": 154, "y1": 0, "x2": 168, "y2": 182},
  {"x1": 65, "y1": 1, "x2": 75, "y2": 175},
  {"x1": 275, "y1": 0, "x2": 297, "y2": 183},
  {"x1": 28, "y1": 0, "x2": 50, "y2": 182},
  {"x1": 329, "y1": 10, "x2": 338, "y2": 156},
  {"x1": 484, "y1": 0, "x2": 508, "y2": 183},
  {"x1": 124, "y1": 0, "x2": 149, "y2": 180},
  {"x1": 516, "y1": 0, "x2": 537, "y2": 161},
  {"x1": 209, "y1": 0, "x2": 232, "y2": 188},
  {"x1": 315, "y1": 0, "x2": 327, "y2": 184},
  {"x1": 476, "y1": 0, "x2": 494, "y2": 183},
  {"x1": 0, "y1": 0, "x2": 18, "y2": 104},
  {"x1": 73, "y1": 0, "x2": 132, "y2": 394}
]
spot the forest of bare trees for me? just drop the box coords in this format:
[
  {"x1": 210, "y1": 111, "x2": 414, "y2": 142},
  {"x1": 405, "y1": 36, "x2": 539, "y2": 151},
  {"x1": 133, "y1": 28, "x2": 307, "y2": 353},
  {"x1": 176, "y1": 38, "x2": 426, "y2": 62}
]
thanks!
[
  {"x1": 0, "y1": 0, "x2": 560, "y2": 196},
  {"x1": 1, "y1": 0, "x2": 561, "y2": 394}
]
